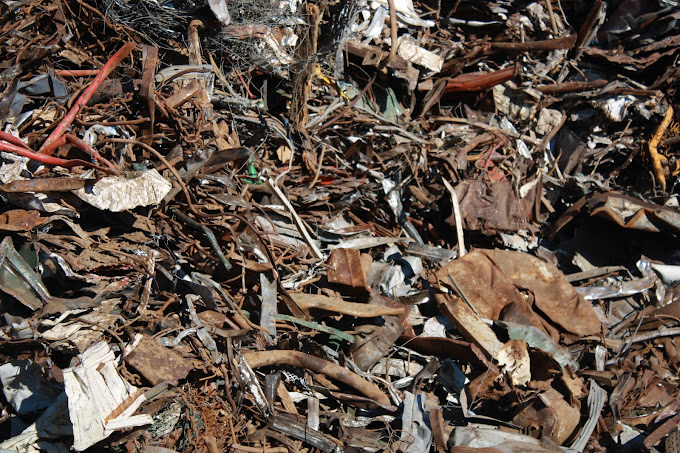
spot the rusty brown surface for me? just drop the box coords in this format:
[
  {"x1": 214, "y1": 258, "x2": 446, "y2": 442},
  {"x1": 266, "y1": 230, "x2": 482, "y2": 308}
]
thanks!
[
  {"x1": 0, "y1": 209, "x2": 48, "y2": 232},
  {"x1": 1, "y1": 0, "x2": 679, "y2": 450},
  {"x1": 125, "y1": 335, "x2": 194, "y2": 386}
]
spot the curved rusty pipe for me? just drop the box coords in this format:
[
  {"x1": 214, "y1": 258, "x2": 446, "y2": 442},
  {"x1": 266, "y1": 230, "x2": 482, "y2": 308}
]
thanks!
[{"x1": 242, "y1": 350, "x2": 393, "y2": 409}]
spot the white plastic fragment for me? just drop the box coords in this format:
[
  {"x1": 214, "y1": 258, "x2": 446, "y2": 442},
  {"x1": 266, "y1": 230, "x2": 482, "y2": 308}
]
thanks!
[
  {"x1": 403, "y1": 256, "x2": 423, "y2": 278},
  {"x1": 380, "y1": 264, "x2": 405, "y2": 293},
  {"x1": 449, "y1": 18, "x2": 502, "y2": 27},
  {"x1": 421, "y1": 316, "x2": 450, "y2": 338},
  {"x1": 364, "y1": 5, "x2": 388, "y2": 40},
  {"x1": 526, "y1": 3, "x2": 552, "y2": 32},
  {"x1": 519, "y1": 177, "x2": 541, "y2": 198},
  {"x1": 105, "y1": 414, "x2": 155, "y2": 431},
  {"x1": 72, "y1": 169, "x2": 172, "y2": 212},
  {"x1": 500, "y1": 231, "x2": 538, "y2": 252},
  {"x1": 370, "y1": 0, "x2": 435, "y2": 27},
  {"x1": 63, "y1": 341, "x2": 152, "y2": 451},
  {"x1": 155, "y1": 64, "x2": 213, "y2": 85},
  {"x1": 453, "y1": 424, "x2": 562, "y2": 451},
  {"x1": 497, "y1": 340, "x2": 531, "y2": 386},
  {"x1": 82, "y1": 124, "x2": 124, "y2": 148},
  {"x1": 41, "y1": 299, "x2": 121, "y2": 351},
  {"x1": 612, "y1": 423, "x2": 647, "y2": 449},
  {"x1": 651, "y1": 263, "x2": 680, "y2": 284},
  {"x1": 372, "y1": 0, "x2": 415, "y2": 17},
  {"x1": 259, "y1": 271, "x2": 278, "y2": 346},
  {"x1": 0, "y1": 361, "x2": 61, "y2": 414},
  {"x1": 575, "y1": 276, "x2": 657, "y2": 300},
  {"x1": 535, "y1": 108, "x2": 563, "y2": 136},
  {"x1": 238, "y1": 354, "x2": 271, "y2": 417},
  {"x1": 208, "y1": 0, "x2": 231, "y2": 26},
  {"x1": 0, "y1": 150, "x2": 29, "y2": 184},
  {"x1": 0, "y1": 391, "x2": 71, "y2": 453},
  {"x1": 185, "y1": 295, "x2": 221, "y2": 363},
  {"x1": 0, "y1": 318, "x2": 33, "y2": 341},
  {"x1": 395, "y1": 392, "x2": 432, "y2": 453},
  {"x1": 395, "y1": 37, "x2": 443, "y2": 72},
  {"x1": 497, "y1": 117, "x2": 532, "y2": 158},
  {"x1": 592, "y1": 96, "x2": 636, "y2": 122},
  {"x1": 493, "y1": 83, "x2": 541, "y2": 122}
]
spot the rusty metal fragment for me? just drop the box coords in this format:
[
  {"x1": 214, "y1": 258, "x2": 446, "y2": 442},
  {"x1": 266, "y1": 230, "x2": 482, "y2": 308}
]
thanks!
[
  {"x1": 512, "y1": 387, "x2": 580, "y2": 445},
  {"x1": 349, "y1": 298, "x2": 403, "y2": 371},
  {"x1": 437, "y1": 292, "x2": 504, "y2": 359},
  {"x1": 125, "y1": 334, "x2": 193, "y2": 386},
  {"x1": 449, "y1": 179, "x2": 540, "y2": 233},
  {"x1": 0, "y1": 209, "x2": 48, "y2": 232},
  {"x1": 290, "y1": 292, "x2": 404, "y2": 317},
  {"x1": 326, "y1": 248, "x2": 370, "y2": 296},
  {"x1": 0, "y1": 178, "x2": 88, "y2": 192},
  {"x1": 437, "y1": 249, "x2": 601, "y2": 338}
]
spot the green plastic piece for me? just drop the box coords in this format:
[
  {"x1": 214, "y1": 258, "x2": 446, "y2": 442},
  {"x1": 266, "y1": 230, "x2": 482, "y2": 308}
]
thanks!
[
  {"x1": 0, "y1": 237, "x2": 51, "y2": 310},
  {"x1": 243, "y1": 157, "x2": 262, "y2": 185},
  {"x1": 275, "y1": 314, "x2": 354, "y2": 343}
]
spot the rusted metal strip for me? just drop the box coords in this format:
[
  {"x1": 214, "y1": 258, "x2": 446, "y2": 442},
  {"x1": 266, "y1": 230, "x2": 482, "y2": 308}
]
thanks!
[{"x1": 0, "y1": 178, "x2": 88, "y2": 192}]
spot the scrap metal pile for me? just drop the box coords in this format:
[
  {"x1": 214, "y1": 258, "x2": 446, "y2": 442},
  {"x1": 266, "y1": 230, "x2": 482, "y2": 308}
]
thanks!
[{"x1": 1, "y1": 0, "x2": 680, "y2": 451}]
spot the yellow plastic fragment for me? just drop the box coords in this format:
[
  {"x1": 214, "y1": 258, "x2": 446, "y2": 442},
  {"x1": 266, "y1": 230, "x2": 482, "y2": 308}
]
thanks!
[
  {"x1": 648, "y1": 105, "x2": 674, "y2": 190},
  {"x1": 313, "y1": 63, "x2": 350, "y2": 102}
]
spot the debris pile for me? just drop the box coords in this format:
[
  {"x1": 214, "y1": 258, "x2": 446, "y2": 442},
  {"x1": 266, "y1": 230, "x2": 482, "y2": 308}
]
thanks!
[{"x1": 1, "y1": 0, "x2": 680, "y2": 451}]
